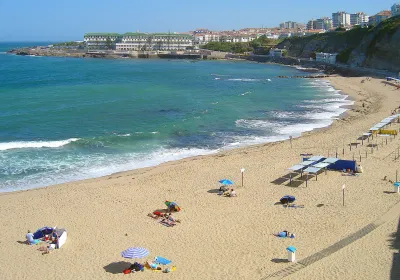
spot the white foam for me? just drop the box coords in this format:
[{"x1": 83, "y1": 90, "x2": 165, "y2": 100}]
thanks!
[
  {"x1": 0, "y1": 138, "x2": 80, "y2": 151},
  {"x1": 235, "y1": 119, "x2": 281, "y2": 129},
  {"x1": 277, "y1": 119, "x2": 333, "y2": 135},
  {"x1": 228, "y1": 78, "x2": 260, "y2": 82},
  {"x1": 0, "y1": 147, "x2": 217, "y2": 192}
]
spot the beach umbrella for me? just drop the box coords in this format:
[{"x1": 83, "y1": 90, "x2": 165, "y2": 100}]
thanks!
[
  {"x1": 219, "y1": 179, "x2": 233, "y2": 185},
  {"x1": 165, "y1": 200, "x2": 181, "y2": 211},
  {"x1": 121, "y1": 247, "x2": 149, "y2": 259},
  {"x1": 280, "y1": 195, "x2": 296, "y2": 204}
]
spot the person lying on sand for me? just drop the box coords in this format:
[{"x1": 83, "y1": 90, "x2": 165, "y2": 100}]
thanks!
[
  {"x1": 273, "y1": 231, "x2": 295, "y2": 238},
  {"x1": 161, "y1": 213, "x2": 181, "y2": 224},
  {"x1": 37, "y1": 244, "x2": 55, "y2": 255}
]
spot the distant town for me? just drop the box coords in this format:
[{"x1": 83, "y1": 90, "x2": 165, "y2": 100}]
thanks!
[{"x1": 82, "y1": 3, "x2": 400, "y2": 52}]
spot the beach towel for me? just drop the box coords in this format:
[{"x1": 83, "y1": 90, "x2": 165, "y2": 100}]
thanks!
[
  {"x1": 159, "y1": 220, "x2": 175, "y2": 227},
  {"x1": 285, "y1": 204, "x2": 304, "y2": 208}
]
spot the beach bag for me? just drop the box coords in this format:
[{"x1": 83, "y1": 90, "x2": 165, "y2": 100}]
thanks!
[{"x1": 123, "y1": 268, "x2": 131, "y2": 274}]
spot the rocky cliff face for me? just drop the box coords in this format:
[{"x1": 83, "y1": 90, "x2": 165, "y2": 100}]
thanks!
[
  {"x1": 348, "y1": 17, "x2": 400, "y2": 72},
  {"x1": 277, "y1": 16, "x2": 400, "y2": 73}
]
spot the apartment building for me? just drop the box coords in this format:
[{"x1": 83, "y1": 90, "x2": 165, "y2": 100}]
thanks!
[
  {"x1": 194, "y1": 33, "x2": 220, "y2": 45},
  {"x1": 332, "y1": 11, "x2": 351, "y2": 27},
  {"x1": 116, "y1": 33, "x2": 193, "y2": 51},
  {"x1": 279, "y1": 21, "x2": 301, "y2": 29},
  {"x1": 369, "y1": 10, "x2": 392, "y2": 26},
  {"x1": 83, "y1": 33, "x2": 122, "y2": 50},
  {"x1": 314, "y1": 18, "x2": 333, "y2": 30},
  {"x1": 350, "y1": 12, "x2": 369, "y2": 26},
  {"x1": 392, "y1": 3, "x2": 400, "y2": 16}
]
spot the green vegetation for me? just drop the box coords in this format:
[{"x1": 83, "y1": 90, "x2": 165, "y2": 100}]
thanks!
[
  {"x1": 53, "y1": 41, "x2": 84, "y2": 47},
  {"x1": 366, "y1": 15, "x2": 400, "y2": 57},
  {"x1": 202, "y1": 35, "x2": 281, "y2": 54},
  {"x1": 336, "y1": 47, "x2": 354, "y2": 63},
  {"x1": 105, "y1": 37, "x2": 113, "y2": 50}
]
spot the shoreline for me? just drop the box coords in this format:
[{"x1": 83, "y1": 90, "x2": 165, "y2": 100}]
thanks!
[
  {"x1": 0, "y1": 75, "x2": 353, "y2": 195},
  {"x1": 1, "y1": 75, "x2": 399, "y2": 279}
]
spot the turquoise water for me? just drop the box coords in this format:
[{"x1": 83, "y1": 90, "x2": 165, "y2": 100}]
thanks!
[{"x1": 0, "y1": 42, "x2": 353, "y2": 192}]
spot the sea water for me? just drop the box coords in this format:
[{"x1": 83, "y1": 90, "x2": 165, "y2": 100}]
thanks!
[{"x1": 0, "y1": 42, "x2": 353, "y2": 192}]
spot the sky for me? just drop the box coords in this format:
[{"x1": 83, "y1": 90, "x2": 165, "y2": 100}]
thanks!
[{"x1": 0, "y1": 0, "x2": 397, "y2": 41}]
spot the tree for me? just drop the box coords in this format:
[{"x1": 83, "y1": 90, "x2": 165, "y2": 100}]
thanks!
[
  {"x1": 105, "y1": 37, "x2": 113, "y2": 50},
  {"x1": 335, "y1": 27, "x2": 346, "y2": 32}
]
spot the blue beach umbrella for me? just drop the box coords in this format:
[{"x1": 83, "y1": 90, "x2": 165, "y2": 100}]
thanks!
[
  {"x1": 219, "y1": 179, "x2": 233, "y2": 185},
  {"x1": 121, "y1": 247, "x2": 149, "y2": 259}
]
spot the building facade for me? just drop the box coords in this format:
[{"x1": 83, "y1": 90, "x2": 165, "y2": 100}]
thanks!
[
  {"x1": 279, "y1": 21, "x2": 301, "y2": 29},
  {"x1": 332, "y1": 11, "x2": 351, "y2": 27},
  {"x1": 350, "y1": 12, "x2": 369, "y2": 26},
  {"x1": 369, "y1": 10, "x2": 392, "y2": 26},
  {"x1": 269, "y1": 48, "x2": 285, "y2": 57},
  {"x1": 307, "y1": 19, "x2": 316, "y2": 30},
  {"x1": 391, "y1": 3, "x2": 400, "y2": 17},
  {"x1": 316, "y1": 52, "x2": 338, "y2": 64},
  {"x1": 84, "y1": 33, "x2": 122, "y2": 50},
  {"x1": 314, "y1": 18, "x2": 333, "y2": 30},
  {"x1": 84, "y1": 33, "x2": 193, "y2": 51}
]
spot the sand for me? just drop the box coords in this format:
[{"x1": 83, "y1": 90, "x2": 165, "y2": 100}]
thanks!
[{"x1": 0, "y1": 76, "x2": 399, "y2": 280}]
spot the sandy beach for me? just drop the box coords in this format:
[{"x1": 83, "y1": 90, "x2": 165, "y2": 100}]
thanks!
[{"x1": 0, "y1": 75, "x2": 399, "y2": 280}]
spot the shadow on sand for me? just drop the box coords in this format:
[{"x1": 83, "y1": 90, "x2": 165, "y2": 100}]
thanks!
[
  {"x1": 389, "y1": 217, "x2": 400, "y2": 280},
  {"x1": 103, "y1": 261, "x2": 132, "y2": 274},
  {"x1": 271, "y1": 258, "x2": 289, "y2": 263}
]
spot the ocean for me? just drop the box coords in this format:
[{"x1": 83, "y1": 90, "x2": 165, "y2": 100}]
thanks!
[{"x1": 0, "y1": 42, "x2": 353, "y2": 192}]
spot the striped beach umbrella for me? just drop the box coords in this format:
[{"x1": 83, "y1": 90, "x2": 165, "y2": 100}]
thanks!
[{"x1": 121, "y1": 247, "x2": 149, "y2": 259}]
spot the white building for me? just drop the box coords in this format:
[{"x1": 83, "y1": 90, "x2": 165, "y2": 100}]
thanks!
[
  {"x1": 316, "y1": 52, "x2": 338, "y2": 64},
  {"x1": 392, "y1": 3, "x2": 400, "y2": 16},
  {"x1": 194, "y1": 33, "x2": 220, "y2": 45},
  {"x1": 115, "y1": 33, "x2": 193, "y2": 51},
  {"x1": 350, "y1": 12, "x2": 369, "y2": 26},
  {"x1": 332, "y1": 11, "x2": 351, "y2": 27},
  {"x1": 279, "y1": 33, "x2": 292, "y2": 39},
  {"x1": 265, "y1": 33, "x2": 280, "y2": 39},
  {"x1": 315, "y1": 18, "x2": 333, "y2": 30},
  {"x1": 84, "y1": 33, "x2": 122, "y2": 50},
  {"x1": 220, "y1": 35, "x2": 256, "y2": 43},
  {"x1": 269, "y1": 48, "x2": 285, "y2": 57}
]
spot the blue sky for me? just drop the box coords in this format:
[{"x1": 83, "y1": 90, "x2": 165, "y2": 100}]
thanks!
[{"x1": 0, "y1": 0, "x2": 396, "y2": 41}]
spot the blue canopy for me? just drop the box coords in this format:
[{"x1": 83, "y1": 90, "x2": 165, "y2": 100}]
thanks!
[
  {"x1": 219, "y1": 179, "x2": 233, "y2": 185},
  {"x1": 154, "y1": 256, "x2": 172, "y2": 265},
  {"x1": 280, "y1": 195, "x2": 295, "y2": 204},
  {"x1": 33, "y1": 227, "x2": 54, "y2": 239}
]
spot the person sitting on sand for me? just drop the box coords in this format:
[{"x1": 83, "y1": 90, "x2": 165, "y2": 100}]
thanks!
[
  {"x1": 224, "y1": 189, "x2": 237, "y2": 197},
  {"x1": 26, "y1": 230, "x2": 40, "y2": 245},
  {"x1": 161, "y1": 213, "x2": 180, "y2": 226},
  {"x1": 273, "y1": 231, "x2": 295, "y2": 238}
]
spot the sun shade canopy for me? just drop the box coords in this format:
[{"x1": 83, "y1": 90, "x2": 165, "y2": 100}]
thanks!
[
  {"x1": 313, "y1": 162, "x2": 331, "y2": 168},
  {"x1": 323, "y1": 157, "x2": 339, "y2": 164},
  {"x1": 307, "y1": 156, "x2": 325, "y2": 162},
  {"x1": 287, "y1": 164, "x2": 306, "y2": 172},
  {"x1": 304, "y1": 167, "x2": 321, "y2": 174},
  {"x1": 299, "y1": 160, "x2": 316, "y2": 166}
]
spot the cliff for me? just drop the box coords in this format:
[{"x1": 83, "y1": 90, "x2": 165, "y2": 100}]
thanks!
[{"x1": 277, "y1": 16, "x2": 400, "y2": 73}]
